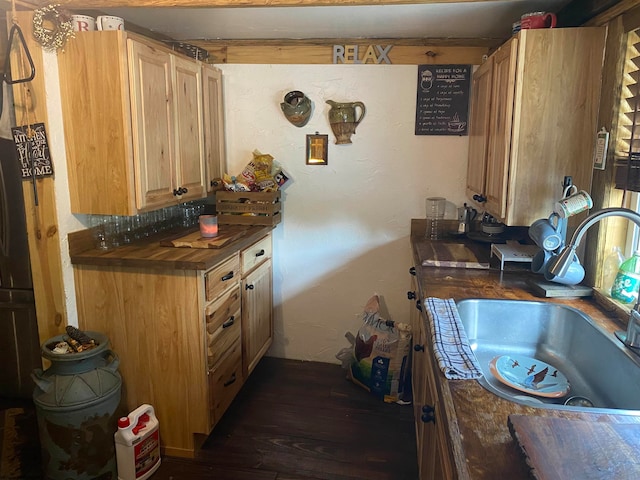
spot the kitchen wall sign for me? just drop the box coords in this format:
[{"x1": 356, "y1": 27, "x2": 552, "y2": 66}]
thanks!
[
  {"x1": 333, "y1": 45, "x2": 392, "y2": 64},
  {"x1": 415, "y1": 64, "x2": 471, "y2": 136},
  {"x1": 12, "y1": 123, "x2": 53, "y2": 178}
]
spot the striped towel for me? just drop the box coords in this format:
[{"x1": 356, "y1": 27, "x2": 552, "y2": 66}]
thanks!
[{"x1": 424, "y1": 297, "x2": 483, "y2": 380}]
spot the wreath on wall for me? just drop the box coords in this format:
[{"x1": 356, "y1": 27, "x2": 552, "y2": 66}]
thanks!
[{"x1": 32, "y1": 4, "x2": 74, "y2": 51}]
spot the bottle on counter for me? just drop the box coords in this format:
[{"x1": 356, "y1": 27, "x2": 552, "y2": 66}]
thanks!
[
  {"x1": 611, "y1": 249, "x2": 640, "y2": 303},
  {"x1": 603, "y1": 246, "x2": 625, "y2": 295}
]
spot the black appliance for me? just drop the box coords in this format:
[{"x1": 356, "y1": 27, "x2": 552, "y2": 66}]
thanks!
[{"x1": 0, "y1": 137, "x2": 40, "y2": 398}]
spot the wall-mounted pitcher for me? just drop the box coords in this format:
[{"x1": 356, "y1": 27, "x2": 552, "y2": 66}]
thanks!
[{"x1": 326, "y1": 100, "x2": 366, "y2": 144}]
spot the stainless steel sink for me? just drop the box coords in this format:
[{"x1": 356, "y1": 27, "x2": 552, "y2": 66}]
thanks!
[{"x1": 456, "y1": 299, "x2": 640, "y2": 413}]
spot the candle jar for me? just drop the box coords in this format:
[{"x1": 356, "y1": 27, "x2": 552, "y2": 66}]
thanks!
[{"x1": 199, "y1": 215, "x2": 219, "y2": 238}]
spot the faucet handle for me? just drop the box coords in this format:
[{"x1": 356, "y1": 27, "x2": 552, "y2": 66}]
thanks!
[{"x1": 617, "y1": 309, "x2": 640, "y2": 349}]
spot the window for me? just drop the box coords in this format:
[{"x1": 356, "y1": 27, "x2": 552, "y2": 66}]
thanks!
[{"x1": 615, "y1": 29, "x2": 640, "y2": 258}]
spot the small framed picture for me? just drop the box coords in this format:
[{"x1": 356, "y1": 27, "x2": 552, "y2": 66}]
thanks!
[{"x1": 306, "y1": 133, "x2": 328, "y2": 165}]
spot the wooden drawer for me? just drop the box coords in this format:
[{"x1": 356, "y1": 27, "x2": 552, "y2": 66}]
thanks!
[
  {"x1": 208, "y1": 339, "x2": 243, "y2": 426},
  {"x1": 205, "y1": 286, "x2": 241, "y2": 370},
  {"x1": 240, "y1": 235, "x2": 272, "y2": 275},
  {"x1": 205, "y1": 254, "x2": 240, "y2": 302}
]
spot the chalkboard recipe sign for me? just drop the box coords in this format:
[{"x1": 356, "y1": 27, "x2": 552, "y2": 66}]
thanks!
[{"x1": 415, "y1": 64, "x2": 471, "y2": 136}]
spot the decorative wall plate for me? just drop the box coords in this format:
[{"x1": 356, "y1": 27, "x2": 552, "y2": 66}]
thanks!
[{"x1": 489, "y1": 354, "x2": 570, "y2": 398}]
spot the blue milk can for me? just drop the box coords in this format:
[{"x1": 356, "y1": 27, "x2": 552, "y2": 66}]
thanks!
[{"x1": 32, "y1": 331, "x2": 122, "y2": 480}]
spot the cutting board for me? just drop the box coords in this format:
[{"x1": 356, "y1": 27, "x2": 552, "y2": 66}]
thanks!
[
  {"x1": 160, "y1": 225, "x2": 247, "y2": 249},
  {"x1": 417, "y1": 241, "x2": 490, "y2": 269},
  {"x1": 508, "y1": 414, "x2": 640, "y2": 480}
]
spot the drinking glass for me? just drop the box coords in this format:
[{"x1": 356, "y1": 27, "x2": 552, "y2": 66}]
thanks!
[{"x1": 90, "y1": 215, "x2": 109, "y2": 250}]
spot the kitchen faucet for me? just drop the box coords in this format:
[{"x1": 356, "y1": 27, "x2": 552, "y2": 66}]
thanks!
[{"x1": 547, "y1": 207, "x2": 640, "y2": 351}]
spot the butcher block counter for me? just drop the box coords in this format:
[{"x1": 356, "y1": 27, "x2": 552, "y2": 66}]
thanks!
[
  {"x1": 409, "y1": 220, "x2": 640, "y2": 480},
  {"x1": 68, "y1": 224, "x2": 273, "y2": 269}
]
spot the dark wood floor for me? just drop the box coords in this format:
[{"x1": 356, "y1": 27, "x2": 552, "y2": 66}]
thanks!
[
  {"x1": 156, "y1": 357, "x2": 418, "y2": 480},
  {"x1": 1, "y1": 357, "x2": 418, "y2": 480}
]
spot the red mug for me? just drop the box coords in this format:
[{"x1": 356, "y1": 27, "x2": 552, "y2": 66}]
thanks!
[{"x1": 520, "y1": 11, "x2": 557, "y2": 29}]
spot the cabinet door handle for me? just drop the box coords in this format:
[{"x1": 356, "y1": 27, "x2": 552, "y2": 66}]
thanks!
[
  {"x1": 222, "y1": 316, "x2": 235, "y2": 328},
  {"x1": 407, "y1": 291, "x2": 416, "y2": 300},
  {"x1": 245, "y1": 283, "x2": 254, "y2": 290},
  {"x1": 210, "y1": 179, "x2": 220, "y2": 187},
  {"x1": 221, "y1": 271, "x2": 234, "y2": 281},
  {"x1": 182, "y1": 187, "x2": 188, "y2": 194},
  {"x1": 223, "y1": 373, "x2": 237, "y2": 387},
  {"x1": 255, "y1": 249, "x2": 265, "y2": 257},
  {"x1": 472, "y1": 194, "x2": 487, "y2": 203},
  {"x1": 413, "y1": 344, "x2": 425, "y2": 352},
  {"x1": 173, "y1": 188, "x2": 180, "y2": 196},
  {"x1": 421, "y1": 404, "x2": 436, "y2": 424},
  {"x1": 409, "y1": 266, "x2": 416, "y2": 276}
]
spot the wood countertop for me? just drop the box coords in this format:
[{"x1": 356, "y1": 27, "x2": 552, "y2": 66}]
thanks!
[
  {"x1": 68, "y1": 225, "x2": 274, "y2": 270},
  {"x1": 409, "y1": 226, "x2": 640, "y2": 480}
]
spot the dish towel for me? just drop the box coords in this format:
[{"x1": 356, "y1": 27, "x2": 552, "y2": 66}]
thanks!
[{"x1": 424, "y1": 297, "x2": 483, "y2": 380}]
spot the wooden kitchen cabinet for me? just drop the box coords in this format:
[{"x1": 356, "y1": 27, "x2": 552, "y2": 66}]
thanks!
[
  {"x1": 466, "y1": 56, "x2": 493, "y2": 203},
  {"x1": 58, "y1": 31, "x2": 214, "y2": 215},
  {"x1": 241, "y1": 235, "x2": 273, "y2": 377},
  {"x1": 202, "y1": 65, "x2": 226, "y2": 192},
  {"x1": 409, "y1": 275, "x2": 456, "y2": 480},
  {"x1": 73, "y1": 231, "x2": 273, "y2": 458},
  {"x1": 466, "y1": 28, "x2": 606, "y2": 226}
]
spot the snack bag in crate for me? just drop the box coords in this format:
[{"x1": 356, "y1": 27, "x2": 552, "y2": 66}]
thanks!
[{"x1": 347, "y1": 295, "x2": 412, "y2": 403}]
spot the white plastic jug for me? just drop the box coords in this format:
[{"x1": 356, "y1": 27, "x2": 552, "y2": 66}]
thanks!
[{"x1": 114, "y1": 404, "x2": 161, "y2": 480}]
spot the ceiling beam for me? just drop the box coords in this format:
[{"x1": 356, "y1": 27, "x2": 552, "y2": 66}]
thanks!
[
  {"x1": 0, "y1": 0, "x2": 40, "y2": 10},
  {"x1": 44, "y1": 0, "x2": 498, "y2": 8},
  {"x1": 188, "y1": 39, "x2": 490, "y2": 64}
]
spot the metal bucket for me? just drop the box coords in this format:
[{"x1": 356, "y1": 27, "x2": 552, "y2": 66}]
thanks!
[{"x1": 32, "y1": 331, "x2": 122, "y2": 480}]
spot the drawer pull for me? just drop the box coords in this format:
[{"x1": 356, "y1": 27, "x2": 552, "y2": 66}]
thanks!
[
  {"x1": 255, "y1": 249, "x2": 265, "y2": 257},
  {"x1": 221, "y1": 271, "x2": 234, "y2": 281},
  {"x1": 407, "y1": 291, "x2": 416, "y2": 300},
  {"x1": 222, "y1": 316, "x2": 235, "y2": 328},
  {"x1": 414, "y1": 344, "x2": 425, "y2": 352},
  {"x1": 421, "y1": 404, "x2": 436, "y2": 424},
  {"x1": 223, "y1": 373, "x2": 237, "y2": 387},
  {"x1": 245, "y1": 283, "x2": 254, "y2": 290}
]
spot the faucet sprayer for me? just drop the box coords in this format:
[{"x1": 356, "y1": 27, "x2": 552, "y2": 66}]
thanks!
[{"x1": 547, "y1": 207, "x2": 640, "y2": 350}]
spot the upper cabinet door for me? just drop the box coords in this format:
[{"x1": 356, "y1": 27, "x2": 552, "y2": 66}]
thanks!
[
  {"x1": 203, "y1": 65, "x2": 226, "y2": 193},
  {"x1": 466, "y1": 56, "x2": 494, "y2": 203},
  {"x1": 128, "y1": 40, "x2": 176, "y2": 210},
  {"x1": 484, "y1": 37, "x2": 518, "y2": 221},
  {"x1": 173, "y1": 56, "x2": 206, "y2": 201}
]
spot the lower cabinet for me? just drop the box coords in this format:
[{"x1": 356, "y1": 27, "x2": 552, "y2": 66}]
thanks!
[
  {"x1": 240, "y1": 234, "x2": 274, "y2": 377},
  {"x1": 409, "y1": 274, "x2": 456, "y2": 479},
  {"x1": 74, "y1": 232, "x2": 273, "y2": 458},
  {"x1": 242, "y1": 259, "x2": 273, "y2": 377}
]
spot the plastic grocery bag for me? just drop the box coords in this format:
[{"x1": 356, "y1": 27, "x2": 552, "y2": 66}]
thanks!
[{"x1": 337, "y1": 295, "x2": 412, "y2": 403}]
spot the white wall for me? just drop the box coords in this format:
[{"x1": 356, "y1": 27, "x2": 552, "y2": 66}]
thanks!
[
  {"x1": 45, "y1": 60, "x2": 470, "y2": 363},
  {"x1": 219, "y1": 64, "x2": 469, "y2": 362}
]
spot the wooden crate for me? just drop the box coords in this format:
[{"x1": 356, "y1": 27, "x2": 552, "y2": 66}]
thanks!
[{"x1": 216, "y1": 191, "x2": 282, "y2": 226}]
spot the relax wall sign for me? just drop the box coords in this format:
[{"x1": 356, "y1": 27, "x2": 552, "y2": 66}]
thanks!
[{"x1": 333, "y1": 45, "x2": 393, "y2": 64}]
